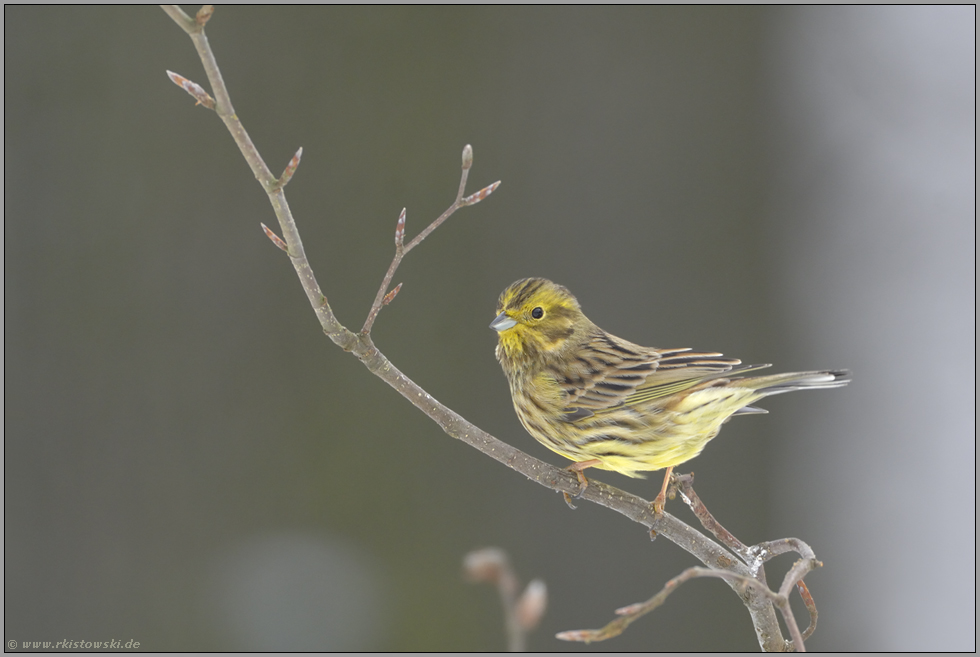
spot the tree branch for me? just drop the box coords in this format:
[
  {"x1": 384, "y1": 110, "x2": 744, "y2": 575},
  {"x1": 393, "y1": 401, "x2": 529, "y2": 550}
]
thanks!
[
  {"x1": 360, "y1": 162, "x2": 501, "y2": 335},
  {"x1": 557, "y1": 565, "x2": 807, "y2": 650},
  {"x1": 162, "y1": 7, "x2": 818, "y2": 651}
]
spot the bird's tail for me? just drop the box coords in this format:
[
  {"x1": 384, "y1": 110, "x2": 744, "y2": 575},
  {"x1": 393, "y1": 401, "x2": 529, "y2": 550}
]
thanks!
[{"x1": 737, "y1": 369, "x2": 851, "y2": 396}]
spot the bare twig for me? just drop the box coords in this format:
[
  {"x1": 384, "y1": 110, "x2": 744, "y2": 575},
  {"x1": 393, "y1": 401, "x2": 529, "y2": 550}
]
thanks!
[
  {"x1": 749, "y1": 536, "x2": 823, "y2": 645},
  {"x1": 360, "y1": 151, "x2": 500, "y2": 335},
  {"x1": 556, "y1": 566, "x2": 761, "y2": 644},
  {"x1": 673, "y1": 473, "x2": 771, "y2": 593},
  {"x1": 673, "y1": 473, "x2": 753, "y2": 563},
  {"x1": 557, "y1": 564, "x2": 810, "y2": 652},
  {"x1": 672, "y1": 472, "x2": 822, "y2": 651},
  {"x1": 465, "y1": 547, "x2": 547, "y2": 651},
  {"x1": 161, "y1": 8, "x2": 810, "y2": 651},
  {"x1": 796, "y1": 579, "x2": 818, "y2": 641},
  {"x1": 162, "y1": 4, "x2": 350, "y2": 351}
]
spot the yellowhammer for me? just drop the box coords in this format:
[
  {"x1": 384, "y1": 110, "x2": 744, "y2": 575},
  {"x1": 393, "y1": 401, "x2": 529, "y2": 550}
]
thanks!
[{"x1": 491, "y1": 277, "x2": 849, "y2": 513}]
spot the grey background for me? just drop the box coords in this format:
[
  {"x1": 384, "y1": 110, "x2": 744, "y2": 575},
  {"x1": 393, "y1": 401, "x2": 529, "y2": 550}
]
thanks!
[{"x1": 4, "y1": 6, "x2": 974, "y2": 651}]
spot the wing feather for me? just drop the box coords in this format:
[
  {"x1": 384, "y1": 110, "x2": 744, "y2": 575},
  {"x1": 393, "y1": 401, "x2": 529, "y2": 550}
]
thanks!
[{"x1": 555, "y1": 330, "x2": 760, "y2": 419}]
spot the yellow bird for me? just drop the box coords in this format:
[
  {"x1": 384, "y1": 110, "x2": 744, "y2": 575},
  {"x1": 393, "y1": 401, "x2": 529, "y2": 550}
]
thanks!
[{"x1": 491, "y1": 277, "x2": 849, "y2": 512}]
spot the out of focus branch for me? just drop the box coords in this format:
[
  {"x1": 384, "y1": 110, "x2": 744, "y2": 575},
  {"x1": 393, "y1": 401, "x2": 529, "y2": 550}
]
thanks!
[{"x1": 464, "y1": 547, "x2": 547, "y2": 651}]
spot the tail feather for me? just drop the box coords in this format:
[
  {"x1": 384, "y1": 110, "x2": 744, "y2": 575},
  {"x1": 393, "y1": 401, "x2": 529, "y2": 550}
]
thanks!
[
  {"x1": 741, "y1": 369, "x2": 851, "y2": 396},
  {"x1": 732, "y1": 405, "x2": 769, "y2": 415}
]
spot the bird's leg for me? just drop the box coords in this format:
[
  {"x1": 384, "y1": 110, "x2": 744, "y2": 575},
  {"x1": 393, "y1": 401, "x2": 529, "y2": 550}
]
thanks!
[
  {"x1": 562, "y1": 459, "x2": 602, "y2": 509},
  {"x1": 652, "y1": 466, "x2": 674, "y2": 516}
]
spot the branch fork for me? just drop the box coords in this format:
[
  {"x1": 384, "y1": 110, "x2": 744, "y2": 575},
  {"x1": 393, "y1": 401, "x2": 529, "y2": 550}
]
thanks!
[
  {"x1": 360, "y1": 150, "x2": 499, "y2": 335},
  {"x1": 558, "y1": 473, "x2": 819, "y2": 651}
]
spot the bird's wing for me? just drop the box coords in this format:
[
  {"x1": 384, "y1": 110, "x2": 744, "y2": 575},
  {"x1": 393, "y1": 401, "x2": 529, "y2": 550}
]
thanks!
[{"x1": 557, "y1": 331, "x2": 758, "y2": 420}]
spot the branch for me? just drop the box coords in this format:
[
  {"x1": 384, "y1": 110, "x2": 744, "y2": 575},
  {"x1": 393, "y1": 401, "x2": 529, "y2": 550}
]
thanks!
[
  {"x1": 162, "y1": 8, "x2": 811, "y2": 651},
  {"x1": 464, "y1": 547, "x2": 547, "y2": 651},
  {"x1": 556, "y1": 474, "x2": 819, "y2": 651},
  {"x1": 361, "y1": 151, "x2": 500, "y2": 335},
  {"x1": 557, "y1": 566, "x2": 807, "y2": 650},
  {"x1": 672, "y1": 473, "x2": 755, "y2": 563},
  {"x1": 674, "y1": 473, "x2": 822, "y2": 650},
  {"x1": 795, "y1": 579, "x2": 818, "y2": 642}
]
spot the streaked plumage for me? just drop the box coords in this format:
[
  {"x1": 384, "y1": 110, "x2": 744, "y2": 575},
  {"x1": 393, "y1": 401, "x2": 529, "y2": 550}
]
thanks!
[{"x1": 491, "y1": 277, "x2": 849, "y2": 511}]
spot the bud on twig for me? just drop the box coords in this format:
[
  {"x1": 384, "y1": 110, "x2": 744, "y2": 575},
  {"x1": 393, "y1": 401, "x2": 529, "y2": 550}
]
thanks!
[
  {"x1": 463, "y1": 547, "x2": 507, "y2": 584},
  {"x1": 279, "y1": 147, "x2": 303, "y2": 188},
  {"x1": 196, "y1": 5, "x2": 214, "y2": 26},
  {"x1": 555, "y1": 629, "x2": 591, "y2": 642},
  {"x1": 462, "y1": 144, "x2": 473, "y2": 171},
  {"x1": 462, "y1": 180, "x2": 501, "y2": 206},
  {"x1": 166, "y1": 71, "x2": 216, "y2": 110},
  {"x1": 515, "y1": 579, "x2": 548, "y2": 630},
  {"x1": 382, "y1": 283, "x2": 402, "y2": 306},
  {"x1": 260, "y1": 223, "x2": 289, "y2": 252},
  {"x1": 394, "y1": 208, "x2": 406, "y2": 249}
]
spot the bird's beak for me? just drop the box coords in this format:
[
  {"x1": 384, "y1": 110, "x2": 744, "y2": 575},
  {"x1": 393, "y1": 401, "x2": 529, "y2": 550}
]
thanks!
[{"x1": 490, "y1": 312, "x2": 517, "y2": 332}]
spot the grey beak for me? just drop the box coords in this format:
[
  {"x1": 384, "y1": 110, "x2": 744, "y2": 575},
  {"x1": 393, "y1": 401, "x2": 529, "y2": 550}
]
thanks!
[{"x1": 490, "y1": 312, "x2": 517, "y2": 331}]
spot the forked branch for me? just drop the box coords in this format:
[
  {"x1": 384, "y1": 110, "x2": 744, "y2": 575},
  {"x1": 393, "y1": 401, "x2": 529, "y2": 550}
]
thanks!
[
  {"x1": 559, "y1": 474, "x2": 820, "y2": 651},
  {"x1": 361, "y1": 155, "x2": 500, "y2": 335},
  {"x1": 464, "y1": 547, "x2": 548, "y2": 652}
]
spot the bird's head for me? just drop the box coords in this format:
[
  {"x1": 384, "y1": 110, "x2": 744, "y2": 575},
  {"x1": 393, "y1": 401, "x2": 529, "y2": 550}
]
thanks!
[{"x1": 491, "y1": 278, "x2": 591, "y2": 365}]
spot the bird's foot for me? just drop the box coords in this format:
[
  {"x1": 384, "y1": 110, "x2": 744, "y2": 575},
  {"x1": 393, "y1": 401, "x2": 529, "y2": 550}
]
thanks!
[{"x1": 562, "y1": 459, "x2": 602, "y2": 510}]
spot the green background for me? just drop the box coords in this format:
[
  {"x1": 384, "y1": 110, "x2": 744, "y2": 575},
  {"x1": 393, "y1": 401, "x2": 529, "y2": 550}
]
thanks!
[{"x1": 5, "y1": 6, "x2": 974, "y2": 651}]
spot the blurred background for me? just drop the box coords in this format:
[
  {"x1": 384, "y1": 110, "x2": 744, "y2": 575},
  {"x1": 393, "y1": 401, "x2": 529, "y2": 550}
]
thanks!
[{"x1": 4, "y1": 6, "x2": 974, "y2": 651}]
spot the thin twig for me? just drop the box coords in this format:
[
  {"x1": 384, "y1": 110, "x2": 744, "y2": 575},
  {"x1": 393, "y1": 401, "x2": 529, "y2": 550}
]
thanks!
[
  {"x1": 556, "y1": 567, "x2": 780, "y2": 644},
  {"x1": 161, "y1": 9, "x2": 799, "y2": 651},
  {"x1": 774, "y1": 568, "x2": 811, "y2": 652},
  {"x1": 557, "y1": 564, "x2": 809, "y2": 652},
  {"x1": 673, "y1": 473, "x2": 771, "y2": 594},
  {"x1": 361, "y1": 208, "x2": 407, "y2": 335},
  {"x1": 673, "y1": 474, "x2": 751, "y2": 561},
  {"x1": 753, "y1": 536, "x2": 817, "y2": 564},
  {"x1": 751, "y1": 536, "x2": 822, "y2": 645},
  {"x1": 675, "y1": 473, "x2": 823, "y2": 650},
  {"x1": 162, "y1": 4, "x2": 352, "y2": 351},
  {"x1": 360, "y1": 150, "x2": 500, "y2": 335},
  {"x1": 796, "y1": 579, "x2": 818, "y2": 641}
]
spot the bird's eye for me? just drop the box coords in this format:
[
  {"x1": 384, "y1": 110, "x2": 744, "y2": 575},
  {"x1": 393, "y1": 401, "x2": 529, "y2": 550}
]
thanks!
[{"x1": 531, "y1": 307, "x2": 544, "y2": 319}]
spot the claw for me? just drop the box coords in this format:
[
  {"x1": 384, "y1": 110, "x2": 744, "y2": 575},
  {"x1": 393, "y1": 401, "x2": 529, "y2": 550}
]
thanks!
[{"x1": 561, "y1": 459, "x2": 602, "y2": 510}]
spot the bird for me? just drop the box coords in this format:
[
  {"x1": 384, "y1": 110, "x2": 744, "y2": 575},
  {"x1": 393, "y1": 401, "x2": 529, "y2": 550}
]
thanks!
[{"x1": 490, "y1": 277, "x2": 849, "y2": 513}]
